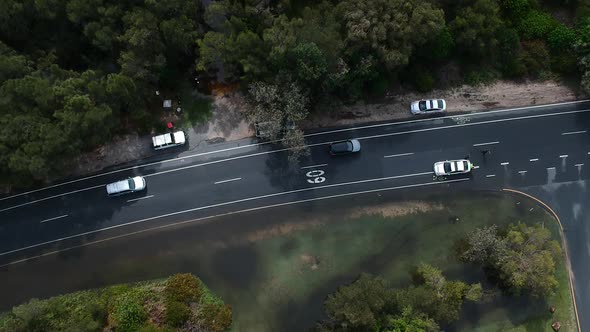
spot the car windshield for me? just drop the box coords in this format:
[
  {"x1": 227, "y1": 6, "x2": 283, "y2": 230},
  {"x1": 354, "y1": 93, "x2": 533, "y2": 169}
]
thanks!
[
  {"x1": 444, "y1": 163, "x2": 452, "y2": 173},
  {"x1": 127, "y1": 179, "x2": 136, "y2": 190},
  {"x1": 419, "y1": 101, "x2": 427, "y2": 111},
  {"x1": 438, "y1": 99, "x2": 444, "y2": 106},
  {"x1": 463, "y1": 161, "x2": 469, "y2": 169},
  {"x1": 332, "y1": 142, "x2": 352, "y2": 152}
]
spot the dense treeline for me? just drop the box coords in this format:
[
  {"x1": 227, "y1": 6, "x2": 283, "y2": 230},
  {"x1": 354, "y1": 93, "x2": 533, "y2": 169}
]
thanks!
[{"x1": 2, "y1": 0, "x2": 590, "y2": 186}]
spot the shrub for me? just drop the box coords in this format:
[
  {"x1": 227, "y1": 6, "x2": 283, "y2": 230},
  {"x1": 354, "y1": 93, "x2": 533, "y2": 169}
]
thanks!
[
  {"x1": 497, "y1": 28, "x2": 527, "y2": 78},
  {"x1": 518, "y1": 10, "x2": 557, "y2": 40},
  {"x1": 420, "y1": 27, "x2": 454, "y2": 61},
  {"x1": 110, "y1": 296, "x2": 148, "y2": 332},
  {"x1": 136, "y1": 324, "x2": 164, "y2": 332},
  {"x1": 547, "y1": 24, "x2": 577, "y2": 50},
  {"x1": 575, "y1": 4, "x2": 590, "y2": 23},
  {"x1": 164, "y1": 301, "x2": 191, "y2": 327},
  {"x1": 521, "y1": 40, "x2": 551, "y2": 78},
  {"x1": 164, "y1": 274, "x2": 203, "y2": 304},
  {"x1": 412, "y1": 67, "x2": 435, "y2": 92},
  {"x1": 551, "y1": 52, "x2": 578, "y2": 74},
  {"x1": 465, "y1": 67, "x2": 500, "y2": 86},
  {"x1": 198, "y1": 303, "x2": 233, "y2": 332},
  {"x1": 500, "y1": 0, "x2": 532, "y2": 22},
  {"x1": 581, "y1": 70, "x2": 590, "y2": 95}
]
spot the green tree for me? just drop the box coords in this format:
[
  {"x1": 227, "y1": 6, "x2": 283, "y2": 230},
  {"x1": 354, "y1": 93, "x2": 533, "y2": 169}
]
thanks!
[
  {"x1": 247, "y1": 79, "x2": 309, "y2": 141},
  {"x1": 105, "y1": 73, "x2": 138, "y2": 112},
  {"x1": 0, "y1": 43, "x2": 32, "y2": 82},
  {"x1": 451, "y1": 0, "x2": 504, "y2": 57},
  {"x1": 324, "y1": 274, "x2": 392, "y2": 330},
  {"x1": 336, "y1": 0, "x2": 445, "y2": 70},
  {"x1": 499, "y1": 223, "x2": 561, "y2": 297},
  {"x1": 381, "y1": 307, "x2": 439, "y2": 332},
  {"x1": 520, "y1": 40, "x2": 551, "y2": 78},
  {"x1": 461, "y1": 223, "x2": 562, "y2": 297},
  {"x1": 518, "y1": 10, "x2": 557, "y2": 40},
  {"x1": 283, "y1": 128, "x2": 310, "y2": 165},
  {"x1": 291, "y1": 42, "x2": 328, "y2": 83},
  {"x1": 547, "y1": 24, "x2": 577, "y2": 51},
  {"x1": 461, "y1": 225, "x2": 507, "y2": 265},
  {"x1": 399, "y1": 263, "x2": 482, "y2": 324}
]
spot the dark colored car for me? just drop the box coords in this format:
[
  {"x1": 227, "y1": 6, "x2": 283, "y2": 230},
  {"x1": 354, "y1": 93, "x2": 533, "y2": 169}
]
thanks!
[{"x1": 329, "y1": 139, "x2": 361, "y2": 155}]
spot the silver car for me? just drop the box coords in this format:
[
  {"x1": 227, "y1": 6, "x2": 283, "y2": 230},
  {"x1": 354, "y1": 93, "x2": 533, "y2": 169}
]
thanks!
[
  {"x1": 106, "y1": 176, "x2": 147, "y2": 196},
  {"x1": 411, "y1": 99, "x2": 446, "y2": 115}
]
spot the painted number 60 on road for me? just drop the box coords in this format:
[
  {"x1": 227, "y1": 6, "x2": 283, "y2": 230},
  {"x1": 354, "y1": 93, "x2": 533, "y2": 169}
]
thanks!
[{"x1": 306, "y1": 170, "x2": 326, "y2": 184}]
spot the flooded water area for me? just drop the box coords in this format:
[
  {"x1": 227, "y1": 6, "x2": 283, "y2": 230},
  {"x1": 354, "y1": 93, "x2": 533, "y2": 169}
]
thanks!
[{"x1": 0, "y1": 190, "x2": 574, "y2": 331}]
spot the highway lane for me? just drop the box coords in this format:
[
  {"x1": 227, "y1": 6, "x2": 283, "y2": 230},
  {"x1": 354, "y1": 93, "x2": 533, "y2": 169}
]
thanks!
[
  {"x1": 2, "y1": 100, "x2": 590, "y2": 209},
  {"x1": 2, "y1": 102, "x2": 590, "y2": 215},
  {"x1": 1, "y1": 101, "x2": 590, "y2": 330},
  {"x1": 3, "y1": 106, "x2": 590, "y2": 258}
]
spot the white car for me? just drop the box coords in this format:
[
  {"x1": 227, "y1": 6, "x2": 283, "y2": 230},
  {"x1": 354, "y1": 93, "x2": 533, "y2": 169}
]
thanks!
[
  {"x1": 411, "y1": 99, "x2": 446, "y2": 115},
  {"x1": 434, "y1": 160, "x2": 473, "y2": 176},
  {"x1": 152, "y1": 131, "x2": 186, "y2": 150},
  {"x1": 106, "y1": 176, "x2": 147, "y2": 196}
]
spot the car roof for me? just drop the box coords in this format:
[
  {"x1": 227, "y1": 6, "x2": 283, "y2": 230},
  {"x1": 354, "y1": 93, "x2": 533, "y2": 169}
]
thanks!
[
  {"x1": 106, "y1": 179, "x2": 131, "y2": 194},
  {"x1": 331, "y1": 141, "x2": 352, "y2": 152}
]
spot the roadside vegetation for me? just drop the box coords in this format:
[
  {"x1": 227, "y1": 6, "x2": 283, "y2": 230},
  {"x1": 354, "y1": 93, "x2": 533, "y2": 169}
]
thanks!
[
  {"x1": 315, "y1": 223, "x2": 565, "y2": 331},
  {"x1": 0, "y1": 273, "x2": 232, "y2": 332},
  {"x1": 3, "y1": 0, "x2": 590, "y2": 185}
]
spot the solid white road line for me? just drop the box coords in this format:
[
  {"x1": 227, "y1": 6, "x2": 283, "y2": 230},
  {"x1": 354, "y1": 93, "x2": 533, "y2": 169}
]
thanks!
[
  {"x1": 40, "y1": 215, "x2": 68, "y2": 224},
  {"x1": 473, "y1": 141, "x2": 500, "y2": 147},
  {"x1": 486, "y1": 174, "x2": 496, "y2": 178},
  {"x1": 547, "y1": 167, "x2": 556, "y2": 170},
  {"x1": 0, "y1": 184, "x2": 104, "y2": 213},
  {"x1": 214, "y1": 178, "x2": 242, "y2": 185},
  {"x1": 300, "y1": 164, "x2": 328, "y2": 169},
  {"x1": 304, "y1": 100, "x2": 590, "y2": 138},
  {"x1": 529, "y1": 158, "x2": 539, "y2": 162},
  {"x1": 518, "y1": 170, "x2": 527, "y2": 174},
  {"x1": 575, "y1": 163, "x2": 584, "y2": 167},
  {"x1": 501, "y1": 162, "x2": 510, "y2": 166},
  {"x1": 561, "y1": 130, "x2": 587, "y2": 135},
  {"x1": 384, "y1": 152, "x2": 414, "y2": 158},
  {"x1": 0, "y1": 178, "x2": 470, "y2": 264},
  {"x1": 126, "y1": 195, "x2": 154, "y2": 203},
  {"x1": 355, "y1": 109, "x2": 590, "y2": 143},
  {"x1": 2, "y1": 102, "x2": 589, "y2": 203},
  {"x1": 560, "y1": 154, "x2": 569, "y2": 158}
]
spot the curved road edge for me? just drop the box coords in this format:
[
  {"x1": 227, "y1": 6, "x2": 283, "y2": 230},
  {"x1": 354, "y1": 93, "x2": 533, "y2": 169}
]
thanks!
[{"x1": 502, "y1": 188, "x2": 581, "y2": 332}]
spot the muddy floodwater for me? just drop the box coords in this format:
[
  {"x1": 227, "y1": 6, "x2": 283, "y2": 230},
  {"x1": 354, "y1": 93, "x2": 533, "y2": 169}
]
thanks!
[{"x1": 0, "y1": 191, "x2": 571, "y2": 331}]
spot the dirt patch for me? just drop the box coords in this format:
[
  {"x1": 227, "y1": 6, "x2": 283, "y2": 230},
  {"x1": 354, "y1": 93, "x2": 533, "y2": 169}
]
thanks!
[
  {"x1": 204, "y1": 92, "x2": 253, "y2": 141},
  {"x1": 67, "y1": 133, "x2": 155, "y2": 178},
  {"x1": 299, "y1": 254, "x2": 321, "y2": 271},
  {"x1": 302, "y1": 80, "x2": 579, "y2": 128},
  {"x1": 243, "y1": 220, "x2": 324, "y2": 243},
  {"x1": 350, "y1": 201, "x2": 444, "y2": 219}
]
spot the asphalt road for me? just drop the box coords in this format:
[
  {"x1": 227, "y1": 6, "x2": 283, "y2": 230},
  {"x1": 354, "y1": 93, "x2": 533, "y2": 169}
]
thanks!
[{"x1": 1, "y1": 100, "x2": 590, "y2": 330}]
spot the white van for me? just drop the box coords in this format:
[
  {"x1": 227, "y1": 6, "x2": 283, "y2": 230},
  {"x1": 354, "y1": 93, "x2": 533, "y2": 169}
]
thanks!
[
  {"x1": 152, "y1": 131, "x2": 186, "y2": 150},
  {"x1": 106, "y1": 176, "x2": 147, "y2": 196}
]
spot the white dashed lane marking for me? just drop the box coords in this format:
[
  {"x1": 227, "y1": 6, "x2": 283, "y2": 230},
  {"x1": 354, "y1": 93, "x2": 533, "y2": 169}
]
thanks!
[{"x1": 40, "y1": 215, "x2": 69, "y2": 224}]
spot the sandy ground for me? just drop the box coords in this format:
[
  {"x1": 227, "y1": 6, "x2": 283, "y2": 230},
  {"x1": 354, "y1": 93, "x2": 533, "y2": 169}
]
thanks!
[
  {"x1": 44, "y1": 79, "x2": 582, "y2": 183},
  {"x1": 302, "y1": 80, "x2": 579, "y2": 128}
]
